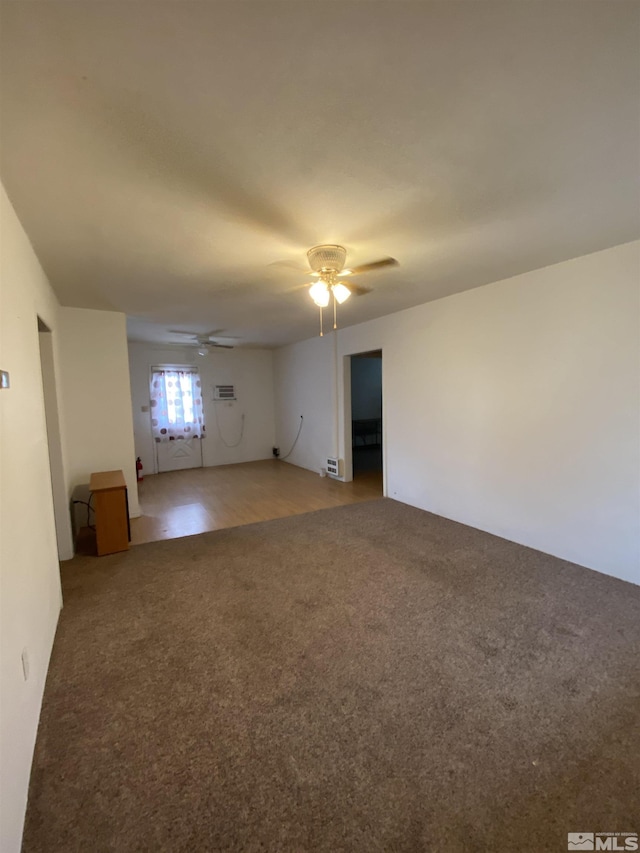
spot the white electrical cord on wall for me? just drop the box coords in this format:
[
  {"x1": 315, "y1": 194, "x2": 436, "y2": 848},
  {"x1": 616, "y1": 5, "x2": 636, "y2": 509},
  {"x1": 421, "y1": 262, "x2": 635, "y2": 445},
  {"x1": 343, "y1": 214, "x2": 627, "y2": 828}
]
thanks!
[
  {"x1": 280, "y1": 415, "x2": 304, "y2": 460},
  {"x1": 214, "y1": 403, "x2": 245, "y2": 448}
]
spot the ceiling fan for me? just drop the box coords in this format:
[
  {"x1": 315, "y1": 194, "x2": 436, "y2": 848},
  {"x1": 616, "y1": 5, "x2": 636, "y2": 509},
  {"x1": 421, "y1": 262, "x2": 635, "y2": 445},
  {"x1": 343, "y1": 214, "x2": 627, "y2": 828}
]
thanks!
[
  {"x1": 168, "y1": 329, "x2": 236, "y2": 355},
  {"x1": 286, "y1": 245, "x2": 399, "y2": 335}
]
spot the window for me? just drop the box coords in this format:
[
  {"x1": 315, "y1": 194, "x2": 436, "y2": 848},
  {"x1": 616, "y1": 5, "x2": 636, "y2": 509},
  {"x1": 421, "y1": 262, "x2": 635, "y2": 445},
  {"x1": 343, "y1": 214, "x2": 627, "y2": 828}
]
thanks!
[{"x1": 149, "y1": 368, "x2": 205, "y2": 441}]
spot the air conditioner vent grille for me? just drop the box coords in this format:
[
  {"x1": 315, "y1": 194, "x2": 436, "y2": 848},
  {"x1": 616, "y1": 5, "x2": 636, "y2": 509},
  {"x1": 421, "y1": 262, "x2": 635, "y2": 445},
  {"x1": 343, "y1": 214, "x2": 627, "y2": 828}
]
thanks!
[{"x1": 214, "y1": 385, "x2": 236, "y2": 400}]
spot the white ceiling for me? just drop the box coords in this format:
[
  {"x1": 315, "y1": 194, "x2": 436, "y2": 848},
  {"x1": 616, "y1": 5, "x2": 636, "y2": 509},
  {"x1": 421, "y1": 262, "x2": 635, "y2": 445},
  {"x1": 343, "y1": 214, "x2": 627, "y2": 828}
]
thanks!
[{"x1": 1, "y1": 1, "x2": 638, "y2": 348}]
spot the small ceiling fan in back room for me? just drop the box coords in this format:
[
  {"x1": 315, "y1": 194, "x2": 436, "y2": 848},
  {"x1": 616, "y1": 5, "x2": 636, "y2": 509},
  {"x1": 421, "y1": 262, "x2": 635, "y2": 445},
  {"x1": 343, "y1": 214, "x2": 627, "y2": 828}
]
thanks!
[
  {"x1": 168, "y1": 330, "x2": 236, "y2": 356},
  {"x1": 279, "y1": 245, "x2": 399, "y2": 335}
]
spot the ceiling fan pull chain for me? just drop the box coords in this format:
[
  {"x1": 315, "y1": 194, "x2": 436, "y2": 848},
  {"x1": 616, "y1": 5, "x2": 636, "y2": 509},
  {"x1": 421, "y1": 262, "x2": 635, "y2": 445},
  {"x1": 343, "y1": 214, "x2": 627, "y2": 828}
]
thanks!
[
  {"x1": 320, "y1": 305, "x2": 323, "y2": 337},
  {"x1": 333, "y1": 295, "x2": 337, "y2": 330}
]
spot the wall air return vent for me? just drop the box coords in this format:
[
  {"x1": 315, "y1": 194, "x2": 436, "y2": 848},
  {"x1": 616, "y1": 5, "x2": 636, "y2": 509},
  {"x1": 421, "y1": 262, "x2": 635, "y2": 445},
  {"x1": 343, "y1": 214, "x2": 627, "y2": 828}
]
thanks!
[
  {"x1": 214, "y1": 385, "x2": 236, "y2": 401},
  {"x1": 326, "y1": 457, "x2": 342, "y2": 477}
]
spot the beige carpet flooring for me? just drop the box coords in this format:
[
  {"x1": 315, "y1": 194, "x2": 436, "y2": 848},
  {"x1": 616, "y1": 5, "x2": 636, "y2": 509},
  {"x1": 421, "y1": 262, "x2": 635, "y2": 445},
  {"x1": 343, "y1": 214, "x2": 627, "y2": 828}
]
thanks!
[{"x1": 23, "y1": 499, "x2": 640, "y2": 852}]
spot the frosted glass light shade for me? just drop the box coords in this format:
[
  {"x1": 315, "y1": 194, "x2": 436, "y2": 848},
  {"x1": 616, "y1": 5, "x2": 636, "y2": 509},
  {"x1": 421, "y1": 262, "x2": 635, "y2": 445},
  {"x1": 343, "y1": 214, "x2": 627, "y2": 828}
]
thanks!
[
  {"x1": 332, "y1": 282, "x2": 351, "y2": 304},
  {"x1": 309, "y1": 281, "x2": 330, "y2": 307}
]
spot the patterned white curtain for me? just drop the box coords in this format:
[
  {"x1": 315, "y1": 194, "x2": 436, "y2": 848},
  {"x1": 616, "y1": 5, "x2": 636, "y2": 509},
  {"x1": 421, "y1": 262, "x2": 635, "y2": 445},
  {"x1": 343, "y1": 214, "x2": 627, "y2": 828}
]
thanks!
[{"x1": 150, "y1": 369, "x2": 206, "y2": 442}]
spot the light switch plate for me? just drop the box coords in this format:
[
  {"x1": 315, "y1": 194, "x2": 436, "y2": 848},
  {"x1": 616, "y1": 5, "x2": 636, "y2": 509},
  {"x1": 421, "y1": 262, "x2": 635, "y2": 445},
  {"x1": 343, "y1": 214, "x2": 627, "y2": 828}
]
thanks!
[{"x1": 0, "y1": 370, "x2": 9, "y2": 389}]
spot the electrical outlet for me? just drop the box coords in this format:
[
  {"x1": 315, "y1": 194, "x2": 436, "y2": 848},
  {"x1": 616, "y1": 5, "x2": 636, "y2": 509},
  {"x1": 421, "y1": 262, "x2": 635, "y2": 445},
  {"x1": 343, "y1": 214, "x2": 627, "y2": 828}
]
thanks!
[{"x1": 21, "y1": 648, "x2": 29, "y2": 681}]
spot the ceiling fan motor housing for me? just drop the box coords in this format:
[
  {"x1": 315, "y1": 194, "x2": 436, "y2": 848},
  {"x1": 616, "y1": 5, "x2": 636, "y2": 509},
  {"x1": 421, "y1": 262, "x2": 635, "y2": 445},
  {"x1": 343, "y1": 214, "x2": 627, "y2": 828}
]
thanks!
[{"x1": 307, "y1": 244, "x2": 347, "y2": 273}]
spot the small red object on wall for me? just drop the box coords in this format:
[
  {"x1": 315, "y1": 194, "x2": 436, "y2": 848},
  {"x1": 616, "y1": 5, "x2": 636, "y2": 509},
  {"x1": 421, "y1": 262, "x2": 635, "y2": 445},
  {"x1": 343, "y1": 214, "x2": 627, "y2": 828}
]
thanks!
[{"x1": 136, "y1": 457, "x2": 144, "y2": 482}]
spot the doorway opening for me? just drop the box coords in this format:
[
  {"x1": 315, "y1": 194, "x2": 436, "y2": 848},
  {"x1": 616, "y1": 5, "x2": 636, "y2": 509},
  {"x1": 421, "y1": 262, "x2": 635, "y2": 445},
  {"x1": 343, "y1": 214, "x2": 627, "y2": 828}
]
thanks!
[
  {"x1": 37, "y1": 317, "x2": 73, "y2": 561},
  {"x1": 349, "y1": 350, "x2": 383, "y2": 480}
]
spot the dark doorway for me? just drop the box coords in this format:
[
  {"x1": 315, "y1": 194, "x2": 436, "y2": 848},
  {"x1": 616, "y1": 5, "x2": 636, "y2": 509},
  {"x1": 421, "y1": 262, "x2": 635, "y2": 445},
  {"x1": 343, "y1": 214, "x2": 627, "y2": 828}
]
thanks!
[{"x1": 350, "y1": 350, "x2": 382, "y2": 476}]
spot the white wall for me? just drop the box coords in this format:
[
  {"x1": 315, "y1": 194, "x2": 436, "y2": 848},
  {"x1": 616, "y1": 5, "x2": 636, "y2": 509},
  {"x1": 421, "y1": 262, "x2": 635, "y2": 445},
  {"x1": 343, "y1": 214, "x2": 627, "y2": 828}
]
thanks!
[
  {"x1": 274, "y1": 333, "x2": 336, "y2": 474},
  {"x1": 274, "y1": 241, "x2": 640, "y2": 585},
  {"x1": 128, "y1": 342, "x2": 276, "y2": 474},
  {"x1": 57, "y1": 308, "x2": 140, "y2": 517},
  {"x1": 0, "y1": 185, "x2": 64, "y2": 852}
]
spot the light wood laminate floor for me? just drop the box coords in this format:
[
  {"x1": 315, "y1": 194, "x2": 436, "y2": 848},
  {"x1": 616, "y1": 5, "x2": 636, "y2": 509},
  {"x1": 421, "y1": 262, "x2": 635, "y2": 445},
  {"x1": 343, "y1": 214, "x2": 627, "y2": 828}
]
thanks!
[{"x1": 130, "y1": 460, "x2": 383, "y2": 545}]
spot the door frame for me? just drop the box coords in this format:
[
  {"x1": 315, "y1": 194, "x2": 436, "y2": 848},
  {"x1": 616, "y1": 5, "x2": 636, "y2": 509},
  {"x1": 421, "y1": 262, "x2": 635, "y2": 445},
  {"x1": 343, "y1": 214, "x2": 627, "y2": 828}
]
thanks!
[
  {"x1": 37, "y1": 318, "x2": 74, "y2": 560},
  {"x1": 341, "y1": 348, "x2": 385, "y2": 495}
]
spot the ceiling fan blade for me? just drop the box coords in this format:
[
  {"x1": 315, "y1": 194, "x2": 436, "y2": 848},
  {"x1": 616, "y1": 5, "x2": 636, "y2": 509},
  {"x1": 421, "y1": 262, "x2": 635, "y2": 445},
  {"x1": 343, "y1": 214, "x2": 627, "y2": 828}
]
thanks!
[
  {"x1": 341, "y1": 257, "x2": 399, "y2": 276},
  {"x1": 268, "y1": 260, "x2": 310, "y2": 274},
  {"x1": 168, "y1": 328, "x2": 235, "y2": 343},
  {"x1": 202, "y1": 328, "x2": 228, "y2": 338},
  {"x1": 205, "y1": 334, "x2": 237, "y2": 342},
  {"x1": 209, "y1": 342, "x2": 234, "y2": 349},
  {"x1": 168, "y1": 328, "x2": 198, "y2": 337},
  {"x1": 348, "y1": 283, "x2": 373, "y2": 296}
]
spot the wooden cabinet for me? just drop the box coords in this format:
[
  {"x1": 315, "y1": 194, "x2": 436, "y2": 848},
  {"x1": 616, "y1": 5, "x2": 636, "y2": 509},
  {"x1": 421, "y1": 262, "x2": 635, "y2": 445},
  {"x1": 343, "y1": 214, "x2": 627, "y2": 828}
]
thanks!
[{"x1": 89, "y1": 470, "x2": 130, "y2": 556}]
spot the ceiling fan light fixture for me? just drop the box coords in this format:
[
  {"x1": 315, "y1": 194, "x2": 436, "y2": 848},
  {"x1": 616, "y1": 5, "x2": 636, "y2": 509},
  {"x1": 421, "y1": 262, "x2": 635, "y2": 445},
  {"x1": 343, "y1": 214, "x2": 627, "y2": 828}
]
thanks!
[
  {"x1": 285, "y1": 244, "x2": 399, "y2": 336},
  {"x1": 309, "y1": 280, "x2": 330, "y2": 307},
  {"x1": 332, "y1": 282, "x2": 351, "y2": 304},
  {"x1": 307, "y1": 244, "x2": 347, "y2": 274}
]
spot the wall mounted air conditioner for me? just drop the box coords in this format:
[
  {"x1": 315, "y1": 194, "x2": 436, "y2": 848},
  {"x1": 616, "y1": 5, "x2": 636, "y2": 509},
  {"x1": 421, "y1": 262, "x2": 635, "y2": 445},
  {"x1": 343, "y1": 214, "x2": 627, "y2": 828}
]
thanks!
[{"x1": 214, "y1": 385, "x2": 236, "y2": 401}]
